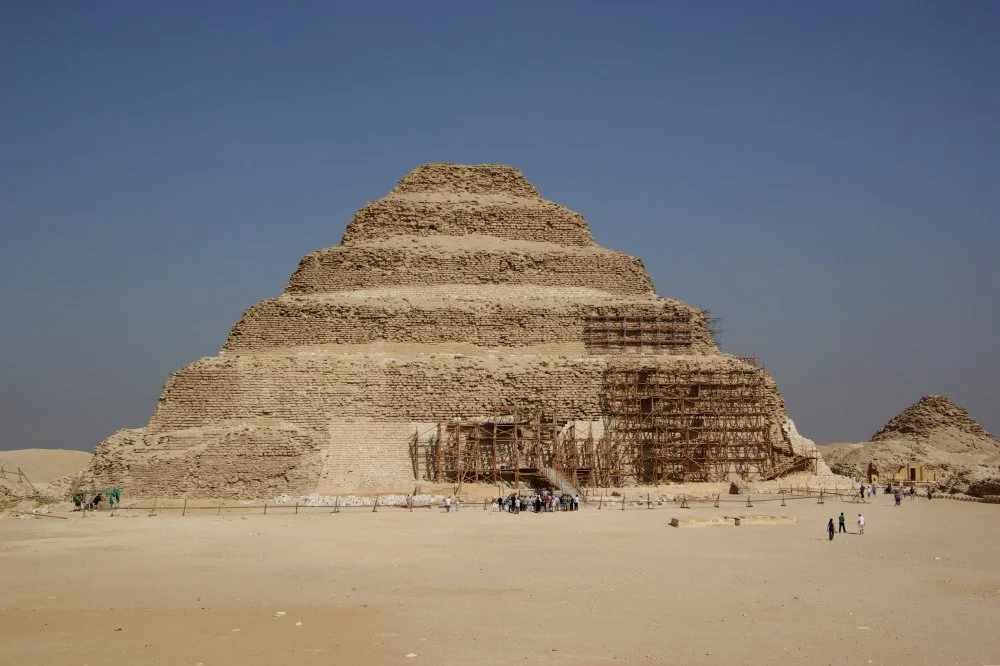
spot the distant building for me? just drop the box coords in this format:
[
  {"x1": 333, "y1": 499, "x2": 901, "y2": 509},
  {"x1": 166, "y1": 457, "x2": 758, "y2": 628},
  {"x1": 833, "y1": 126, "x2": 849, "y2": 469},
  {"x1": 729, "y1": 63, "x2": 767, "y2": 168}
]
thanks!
[{"x1": 868, "y1": 462, "x2": 937, "y2": 484}]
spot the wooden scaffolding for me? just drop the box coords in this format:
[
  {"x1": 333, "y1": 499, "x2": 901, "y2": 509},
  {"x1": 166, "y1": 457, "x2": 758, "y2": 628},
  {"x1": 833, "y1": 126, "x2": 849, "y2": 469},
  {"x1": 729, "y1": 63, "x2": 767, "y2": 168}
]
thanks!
[
  {"x1": 598, "y1": 362, "x2": 775, "y2": 483},
  {"x1": 583, "y1": 312, "x2": 694, "y2": 354},
  {"x1": 412, "y1": 407, "x2": 595, "y2": 492},
  {"x1": 411, "y1": 361, "x2": 784, "y2": 488}
]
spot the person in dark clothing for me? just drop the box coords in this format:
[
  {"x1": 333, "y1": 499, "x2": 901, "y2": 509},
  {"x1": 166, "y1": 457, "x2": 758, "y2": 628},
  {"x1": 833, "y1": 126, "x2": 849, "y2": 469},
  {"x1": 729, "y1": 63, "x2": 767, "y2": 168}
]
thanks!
[
  {"x1": 827, "y1": 518, "x2": 835, "y2": 541},
  {"x1": 838, "y1": 512, "x2": 846, "y2": 533}
]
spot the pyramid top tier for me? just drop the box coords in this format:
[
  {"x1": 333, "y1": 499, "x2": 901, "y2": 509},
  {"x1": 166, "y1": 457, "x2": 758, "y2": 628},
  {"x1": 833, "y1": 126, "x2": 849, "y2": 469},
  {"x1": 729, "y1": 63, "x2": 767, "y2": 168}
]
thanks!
[{"x1": 341, "y1": 163, "x2": 595, "y2": 246}]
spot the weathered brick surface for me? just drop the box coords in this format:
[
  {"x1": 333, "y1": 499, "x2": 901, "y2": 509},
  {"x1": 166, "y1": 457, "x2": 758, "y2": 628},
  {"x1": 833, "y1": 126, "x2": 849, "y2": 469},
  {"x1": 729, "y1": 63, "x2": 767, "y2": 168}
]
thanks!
[
  {"x1": 318, "y1": 420, "x2": 425, "y2": 490},
  {"x1": 88, "y1": 425, "x2": 321, "y2": 499},
  {"x1": 341, "y1": 196, "x2": 594, "y2": 246},
  {"x1": 223, "y1": 292, "x2": 716, "y2": 354},
  {"x1": 149, "y1": 353, "x2": 609, "y2": 432},
  {"x1": 147, "y1": 353, "x2": 768, "y2": 433},
  {"x1": 390, "y1": 163, "x2": 541, "y2": 197},
  {"x1": 286, "y1": 237, "x2": 653, "y2": 295}
]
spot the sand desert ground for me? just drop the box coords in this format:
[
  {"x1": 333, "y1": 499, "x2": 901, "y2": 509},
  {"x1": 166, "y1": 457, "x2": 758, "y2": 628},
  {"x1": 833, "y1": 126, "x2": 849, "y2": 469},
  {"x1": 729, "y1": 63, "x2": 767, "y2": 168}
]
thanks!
[
  {"x1": 2, "y1": 493, "x2": 999, "y2": 666},
  {"x1": 0, "y1": 449, "x2": 93, "y2": 484}
]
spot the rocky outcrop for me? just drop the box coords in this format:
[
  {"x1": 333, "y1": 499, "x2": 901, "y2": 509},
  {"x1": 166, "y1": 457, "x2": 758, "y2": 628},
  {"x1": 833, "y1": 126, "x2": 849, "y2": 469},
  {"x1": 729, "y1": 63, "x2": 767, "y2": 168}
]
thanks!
[
  {"x1": 825, "y1": 395, "x2": 999, "y2": 487},
  {"x1": 872, "y1": 395, "x2": 1000, "y2": 455}
]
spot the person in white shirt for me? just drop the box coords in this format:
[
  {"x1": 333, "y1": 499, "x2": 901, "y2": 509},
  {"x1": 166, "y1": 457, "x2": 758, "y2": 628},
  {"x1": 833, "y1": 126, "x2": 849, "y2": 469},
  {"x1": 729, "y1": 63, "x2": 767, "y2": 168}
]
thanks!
[{"x1": 857, "y1": 513, "x2": 865, "y2": 534}]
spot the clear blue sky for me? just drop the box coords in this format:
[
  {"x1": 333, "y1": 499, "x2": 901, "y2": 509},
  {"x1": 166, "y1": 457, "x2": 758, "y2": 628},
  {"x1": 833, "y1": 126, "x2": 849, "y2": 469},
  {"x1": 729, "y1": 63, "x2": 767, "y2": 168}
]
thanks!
[{"x1": 1, "y1": 1, "x2": 998, "y2": 450}]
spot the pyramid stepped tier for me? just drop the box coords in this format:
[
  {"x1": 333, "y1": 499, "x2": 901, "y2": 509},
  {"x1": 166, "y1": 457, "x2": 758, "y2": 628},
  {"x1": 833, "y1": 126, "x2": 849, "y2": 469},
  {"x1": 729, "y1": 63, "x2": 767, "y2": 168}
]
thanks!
[
  {"x1": 286, "y1": 236, "x2": 653, "y2": 295},
  {"x1": 340, "y1": 165, "x2": 593, "y2": 246},
  {"x1": 223, "y1": 287, "x2": 718, "y2": 354},
  {"x1": 391, "y1": 163, "x2": 543, "y2": 197},
  {"x1": 85, "y1": 163, "x2": 817, "y2": 498},
  {"x1": 147, "y1": 353, "x2": 774, "y2": 434}
]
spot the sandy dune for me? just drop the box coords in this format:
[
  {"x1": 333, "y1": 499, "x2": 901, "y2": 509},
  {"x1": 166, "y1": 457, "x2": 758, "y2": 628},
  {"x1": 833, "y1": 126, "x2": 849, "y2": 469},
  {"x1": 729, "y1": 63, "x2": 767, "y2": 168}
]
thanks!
[
  {"x1": 0, "y1": 449, "x2": 91, "y2": 483},
  {"x1": 1, "y1": 493, "x2": 998, "y2": 665}
]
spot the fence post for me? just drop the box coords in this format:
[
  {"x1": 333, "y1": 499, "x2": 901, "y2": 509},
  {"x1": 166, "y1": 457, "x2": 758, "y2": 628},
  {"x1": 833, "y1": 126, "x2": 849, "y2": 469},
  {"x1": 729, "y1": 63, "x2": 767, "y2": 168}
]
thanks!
[
  {"x1": 334, "y1": 496, "x2": 340, "y2": 514},
  {"x1": 182, "y1": 498, "x2": 187, "y2": 517},
  {"x1": 599, "y1": 493, "x2": 604, "y2": 510},
  {"x1": 647, "y1": 493, "x2": 651, "y2": 509},
  {"x1": 263, "y1": 501, "x2": 268, "y2": 515},
  {"x1": 780, "y1": 491, "x2": 786, "y2": 507},
  {"x1": 621, "y1": 495, "x2": 625, "y2": 511},
  {"x1": 372, "y1": 494, "x2": 379, "y2": 512},
  {"x1": 218, "y1": 500, "x2": 223, "y2": 516},
  {"x1": 409, "y1": 495, "x2": 413, "y2": 512},
  {"x1": 295, "y1": 502, "x2": 299, "y2": 515}
]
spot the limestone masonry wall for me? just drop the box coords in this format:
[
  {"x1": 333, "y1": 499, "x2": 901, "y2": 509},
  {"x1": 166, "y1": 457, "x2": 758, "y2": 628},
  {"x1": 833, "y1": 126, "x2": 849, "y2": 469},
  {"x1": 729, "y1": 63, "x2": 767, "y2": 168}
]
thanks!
[
  {"x1": 340, "y1": 198, "x2": 594, "y2": 246},
  {"x1": 147, "y1": 353, "x2": 768, "y2": 435},
  {"x1": 149, "y1": 354, "x2": 608, "y2": 433},
  {"x1": 318, "y1": 420, "x2": 423, "y2": 490},
  {"x1": 391, "y1": 163, "x2": 541, "y2": 197},
  {"x1": 286, "y1": 240, "x2": 653, "y2": 295},
  {"x1": 223, "y1": 296, "x2": 716, "y2": 353},
  {"x1": 89, "y1": 425, "x2": 321, "y2": 499}
]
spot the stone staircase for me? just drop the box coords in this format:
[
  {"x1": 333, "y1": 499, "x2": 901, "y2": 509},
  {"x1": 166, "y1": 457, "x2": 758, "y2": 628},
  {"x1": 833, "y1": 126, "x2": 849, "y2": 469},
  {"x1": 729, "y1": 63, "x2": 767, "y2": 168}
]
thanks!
[{"x1": 539, "y1": 467, "x2": 583, "y2": 499}]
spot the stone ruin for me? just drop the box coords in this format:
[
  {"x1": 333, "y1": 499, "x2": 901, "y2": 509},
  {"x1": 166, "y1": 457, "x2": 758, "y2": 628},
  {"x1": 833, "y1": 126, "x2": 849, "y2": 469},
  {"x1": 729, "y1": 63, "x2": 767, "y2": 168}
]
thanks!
[
  {"x1": 825, "y1": 395, "x2": 1000, "y2": 492},
  {"x1": 85, "y1": 163, "x2": 822, "y2": 498}
]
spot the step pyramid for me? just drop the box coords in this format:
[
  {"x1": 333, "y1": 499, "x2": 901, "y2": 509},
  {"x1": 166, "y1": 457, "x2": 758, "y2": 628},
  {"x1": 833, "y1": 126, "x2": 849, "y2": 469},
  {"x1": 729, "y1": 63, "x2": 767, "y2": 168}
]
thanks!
[{"x1": 88, "y1": 164, "x2": 809, "y2": 498}]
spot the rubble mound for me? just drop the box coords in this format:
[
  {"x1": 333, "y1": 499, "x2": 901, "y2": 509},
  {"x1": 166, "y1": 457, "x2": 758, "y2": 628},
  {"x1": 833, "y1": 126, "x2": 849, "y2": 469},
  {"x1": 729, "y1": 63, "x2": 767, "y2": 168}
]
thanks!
[
  {"x1": 0, "y1": 474, "x2": 44, "y2": 514},
  {"x1": 872, "y1": 395, "x2": 1000, "y2": 455},
  {"x1": 825, "y1": 395, "x2": 999, "y2": 489}
]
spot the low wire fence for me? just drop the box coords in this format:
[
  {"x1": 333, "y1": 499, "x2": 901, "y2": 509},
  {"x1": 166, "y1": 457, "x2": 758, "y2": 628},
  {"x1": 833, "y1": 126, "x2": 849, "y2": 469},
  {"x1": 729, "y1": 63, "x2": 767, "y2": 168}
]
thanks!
[{"x1": 69, "y1": 485, "x2": 914, "y2": 517}]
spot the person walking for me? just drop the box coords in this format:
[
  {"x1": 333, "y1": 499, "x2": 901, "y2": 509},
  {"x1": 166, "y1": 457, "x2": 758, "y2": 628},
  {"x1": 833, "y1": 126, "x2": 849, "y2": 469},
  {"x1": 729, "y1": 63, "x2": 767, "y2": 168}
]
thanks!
[
  {"x1": 859, "y1": 484, "x2": 866, "y2": 500},
  {"x1": 827, "y1": 518, "x2": 835, "y2": 541},
  {"x1": 445, "y1": 497, "x2": 452, "y2": 513},
  {"x1": 857, "y1": 513, "x2": 865, "y2": 534},
  {"x1": 838, "y1": 512, "x2": 846, "y2": 533}
]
